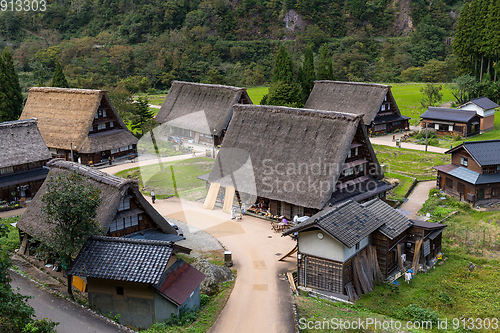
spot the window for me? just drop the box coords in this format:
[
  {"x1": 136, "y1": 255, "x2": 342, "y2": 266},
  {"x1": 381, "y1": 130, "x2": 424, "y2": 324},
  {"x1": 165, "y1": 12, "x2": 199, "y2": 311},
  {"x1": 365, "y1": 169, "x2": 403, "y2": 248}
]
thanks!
[
  {"x1": 0, "y1": 166, "x2": 14, "y2": 175},
  {"x1": 460, "y1": 157, "x2": 468, "y2": 167},
  {"x1": 435, "y1": 124, "x2": 439, "y2": 130},
  {"x1": 94, "y1": 112, "x2": 98, "y2": 119},
  {"x1": 103, "y1": 110, "x2": 106, "y2": 117},
  {"x1": 116, "y1": 286, "x2": 124, "y2": 296},
  {"x1": 109, "y1": 219, "x2": 120, "y2": 232},
  {"x1": 381, "y1": 104, "x2": 386, "y2": 111},
  {"x1": 111, "y1": 149, "x2": 117, "y2": 154},
  {"x1": 355, "y1": 242, "x2": 360, "y2": 250},
  {"x1": 492, "y1": 188, "x2": 500, "y2": 198},
  {"x1": 343, "y1": 167, "x2": 354, "y2": 176},
  {"x1": 497, "y1": 165, "x2": 500, "y2": 171},
  {"x1": 373, "y1": 124, "x2": 386, "y2": 132},
  {"x1": 98, "y1": 124, "x2": 106, "y2": 130},
  {"x1": 118, "y1": 197, "x2": 130, "y2": 211},
  {"x1": 448, "y1": 125, "x2": 454, "y2": 131},
  {"x1": 358, "y1": 163, "x2": 364, "y2": 174},
  {"x1": 393, "y1": 121, "x2": 401, "y2": 126},
  {"x1": 110, "y1": 121, "x2": 114, "y2": 128},
  {"x1": 387, "y1": 104, "x2": 390, "y2": 110},
  {"x1": 124, "y1": 217, "x2": 132, "y2": 228}
]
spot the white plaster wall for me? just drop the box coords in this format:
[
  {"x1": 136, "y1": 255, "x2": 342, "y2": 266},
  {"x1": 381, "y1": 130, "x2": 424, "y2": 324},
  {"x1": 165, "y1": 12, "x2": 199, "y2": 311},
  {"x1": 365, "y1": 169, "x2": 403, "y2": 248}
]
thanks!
[
  {"x1": 343, "y1": 236, "x2": 370, "y2": 261},
  {"x1": 298, "y1": 230, "x2": 344, "y2": 262},
  {"x1": 460, "y1": 103, "x2": 484, "y2": 117}
]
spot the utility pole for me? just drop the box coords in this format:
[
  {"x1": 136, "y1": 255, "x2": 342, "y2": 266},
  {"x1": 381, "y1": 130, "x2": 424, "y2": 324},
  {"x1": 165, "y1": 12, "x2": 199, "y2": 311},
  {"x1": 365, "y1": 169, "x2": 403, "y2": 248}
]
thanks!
[{"x1": 425, "y1": 122, "x2": 428, "y2": 152}]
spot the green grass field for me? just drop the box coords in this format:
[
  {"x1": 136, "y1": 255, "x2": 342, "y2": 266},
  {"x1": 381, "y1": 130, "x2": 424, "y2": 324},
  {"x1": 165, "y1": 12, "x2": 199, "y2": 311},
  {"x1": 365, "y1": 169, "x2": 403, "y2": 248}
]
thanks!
[
  {"x1": 115, "y1": 157, "x2": 213, "y2": 201},
  {"x1": 384, "y1": 172, "x2": 415, "y2": 202},
  {"x1": 374, "y1": 145, "x2": 450, "y2": 181},
  {"x1": 246, "y1": 86, "x2": 268, "y2": 105}
]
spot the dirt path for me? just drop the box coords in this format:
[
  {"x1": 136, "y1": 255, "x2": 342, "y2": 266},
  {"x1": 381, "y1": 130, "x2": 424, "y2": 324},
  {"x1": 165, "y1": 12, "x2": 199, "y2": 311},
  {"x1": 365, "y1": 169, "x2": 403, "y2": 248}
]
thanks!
[
  {"x1": 144, "y1": 197, "x2": 297, "y2": 333},
  {"x1": 399, "y1": 180, "x2": 436, "y2": 219},
  {"x1": 370, "y1": 127, "x2": 448, "y2": 153}
]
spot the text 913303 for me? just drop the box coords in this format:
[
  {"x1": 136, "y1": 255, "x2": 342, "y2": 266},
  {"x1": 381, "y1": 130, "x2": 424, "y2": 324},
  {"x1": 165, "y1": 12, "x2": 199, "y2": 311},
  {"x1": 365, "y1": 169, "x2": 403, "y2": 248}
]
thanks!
[{"x1": 1, "y1": 0, "x2": 46, "y2": 11}]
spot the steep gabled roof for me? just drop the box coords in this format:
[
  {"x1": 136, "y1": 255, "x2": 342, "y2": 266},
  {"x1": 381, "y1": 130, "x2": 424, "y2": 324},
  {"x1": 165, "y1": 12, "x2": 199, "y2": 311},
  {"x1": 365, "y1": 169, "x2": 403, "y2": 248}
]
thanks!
[
  {"x1": 68, "y1": 236, "x2": 174, "y2": 284},
  {"x1": 446, "y1": 140, "x2": 500, "y2": 166},
  {"x1": 0, "y1": 118, "x2": 51, "y2": 169},
  {"x1": 156, "y1": 81, "x2": 252, "y2": 136},
  {"x1": 421, "y1": 107, "x2": 478, "y2": 123},
  {"x1": 304, "y1": 81, "x2": 395, "y2": 124},
  {"x1": 17, "y1": 160, "x2": 177, "y2": 238},
  {"x1": 20, "y1": 87, "x2": 137, "y2": 152},
  {"x1": 362, "y1": 198, "x2": 413, "y2": 239},
  {"x1": 283, "y1": 199, "x2": 385, "y2": 248},
  {"x1": 460, "y1": 97, "x2": 499, "y2": 110},
  {"x1": 207, "y1": 105, "x2": 383, "y2": 210},
  {"x1": 154, "y1": 259, "x2": 206, "y2": 306}
]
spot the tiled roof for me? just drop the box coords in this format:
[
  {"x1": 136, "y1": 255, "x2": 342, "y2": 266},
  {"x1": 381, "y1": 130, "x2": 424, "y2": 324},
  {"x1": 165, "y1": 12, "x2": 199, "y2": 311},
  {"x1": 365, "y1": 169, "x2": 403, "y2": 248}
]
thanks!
[
  {"x1": 68, "y1": 236, "x2": 174, "y2": 284},
  {"x1": 362, "y1": 198, "x2": 413, "y2": 239},
  {"x1": 372, "y1": 113, "x2": 410, "y2": 125},
  {"x1": 421, "y1": 107, "x2": 478, "y2": 123},
  {"x1": 447, "y1": 166, "x2": 480, "y2": 184},
  {"x1": 467, "y1": 97, "x2": 499, "y2": 110},
  {"x1": 283, "y1": 199, "x2": 385, "y2": 248},
  {"x1": 0, "y1": 167, "x2": 49, "y2": 187},
  {"x1": 154, "y1": 259, "x2": 206, "y2": 306},
  {"x1": 329, "y1": 178, "x2": 394, "y2": 205},
  {"x1": 462, "y1": 140, "x2": 500, "y2": 166}
]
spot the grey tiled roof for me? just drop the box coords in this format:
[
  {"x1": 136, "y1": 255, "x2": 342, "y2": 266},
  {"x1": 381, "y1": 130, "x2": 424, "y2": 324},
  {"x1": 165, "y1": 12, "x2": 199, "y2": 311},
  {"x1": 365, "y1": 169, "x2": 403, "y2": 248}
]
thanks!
[
  {"x1": 283, "y1": 199, "x2": 385, "y2": 248},
  {"x1": 421, "y1": 107, "x2": 477, "y2": 123},
  {"x1": 68, "y1": 236, "x2": 174, "y2": 284},
  {"x1": 362, "y1": 198, "x2": 413, "y2": 239},
  {"x1": 468, "y1": 97, "x2": 499, "y2": 110},
  {"x1": 462, "y1": 140, "x2": 500, "y2": 166}
]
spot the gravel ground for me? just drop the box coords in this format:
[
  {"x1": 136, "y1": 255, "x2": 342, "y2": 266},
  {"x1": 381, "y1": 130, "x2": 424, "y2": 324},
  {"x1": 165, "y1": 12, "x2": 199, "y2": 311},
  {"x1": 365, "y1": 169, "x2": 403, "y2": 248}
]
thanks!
[{"x1": 165, "y1": 217, "x2": 224, "y2": 252}]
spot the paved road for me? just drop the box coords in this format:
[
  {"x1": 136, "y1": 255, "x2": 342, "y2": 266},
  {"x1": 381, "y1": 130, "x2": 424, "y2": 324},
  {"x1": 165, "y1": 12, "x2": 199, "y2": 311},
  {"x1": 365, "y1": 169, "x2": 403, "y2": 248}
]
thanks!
[
  {"x1": 369, "y1": 126, "x2": 448, "y2": 153},
  {"x1": 10, "y1": 272, "x2": 129, "y2": 333},
  {"x1": 399, "y1": 180, "x2": 437, "y2": 219}
]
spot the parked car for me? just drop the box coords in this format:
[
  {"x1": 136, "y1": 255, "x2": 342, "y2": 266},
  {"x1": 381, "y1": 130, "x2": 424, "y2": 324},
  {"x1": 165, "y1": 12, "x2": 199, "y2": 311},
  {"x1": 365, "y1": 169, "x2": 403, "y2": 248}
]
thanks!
[{"x1": 168, "y1": 136, "x2": 182, "y2": 144}]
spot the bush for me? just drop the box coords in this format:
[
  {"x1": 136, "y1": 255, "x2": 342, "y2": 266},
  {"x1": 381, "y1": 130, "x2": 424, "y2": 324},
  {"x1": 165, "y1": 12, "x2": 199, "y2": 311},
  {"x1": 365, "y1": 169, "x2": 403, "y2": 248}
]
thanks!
[
  {"x1": 200, "y1": 294, "x2": 210, "y2": 308},
  {"x1": 399, "y1": 304, "x2": 439, "y2": 325}
]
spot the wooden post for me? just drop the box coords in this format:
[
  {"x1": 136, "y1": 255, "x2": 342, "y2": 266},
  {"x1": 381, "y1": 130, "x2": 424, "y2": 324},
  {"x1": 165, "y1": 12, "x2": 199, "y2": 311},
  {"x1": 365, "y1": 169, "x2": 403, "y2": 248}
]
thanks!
[{"x1": 67, "y1": 274, "x2": 73, "y2": 298}]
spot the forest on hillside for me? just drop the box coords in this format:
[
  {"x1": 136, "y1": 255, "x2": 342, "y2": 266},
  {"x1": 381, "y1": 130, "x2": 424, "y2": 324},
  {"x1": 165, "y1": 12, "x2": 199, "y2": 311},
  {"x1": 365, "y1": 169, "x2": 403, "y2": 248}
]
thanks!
[{"x1": 0, "y1": 0, "x2": 465, "y2": 94}]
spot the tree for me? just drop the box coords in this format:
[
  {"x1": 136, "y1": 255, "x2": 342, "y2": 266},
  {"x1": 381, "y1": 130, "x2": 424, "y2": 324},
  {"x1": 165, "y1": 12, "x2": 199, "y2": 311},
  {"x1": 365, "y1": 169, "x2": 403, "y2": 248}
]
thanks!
[
  {"x1": 131, "y1": 96, "x2": 155, "y2": 137},
  {"x1": 420, "y1": 83, "x2": 443, "y2": 108},
  {"x1": 0, "y1": 225, "x2": 58, "y2": 332},
  {"x1": 317, "y1": 44, "x2": 333, "y2": 80},
  {"x1": 299, "y1": 46, "x2": 316, "y2": 103},
  {"x1": 0, "y1": 48, "x2": 23, "y2": 122},
  {"x1": 40, "y1": 172, "x2": 102, "y2": 298},
  {"x1": 451, "y1": 74, "x2": 477, "y2": 104},
  {"x1": 51, "y1": 61, "x2": 69, "y2": 88},
  {"x1": 271, "y1": 44, "x2": 294, "y2": 84}
]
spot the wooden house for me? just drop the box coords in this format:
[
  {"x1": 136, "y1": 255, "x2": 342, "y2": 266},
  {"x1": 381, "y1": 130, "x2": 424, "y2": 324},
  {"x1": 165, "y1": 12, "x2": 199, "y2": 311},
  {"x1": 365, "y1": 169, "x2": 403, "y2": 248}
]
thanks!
[
  {"x1": 435, "y1": 140, "x2": 500, "y2": 205},
  {"x1": 68, "y1": 236, "x2": 205, "y2": 329},
  {"x1": 155, "y1": 81, "x2": 252, "y2": 146},
  {"x1": 458, "y1": 97, "x2": 498, "y2": 132},
  {"x1": 20, "y1": 87, "x2": 138, "y2": 165},
  {"x1": 204, "y1": 105, "x2": 393, "y2": 219},
  {"x1": 0, "y1": 119, "x2": 52, "y2": 203},
  {"x1": 283, "y1": 198, "x2": 444, "y2": 300},
  {"x1": 304, "y1": 81, "x2": 409, "y2": 135},
  {"x1": 420, "y1": 107, "x2": 480, "y2": 137},
  {"x1": 17, "y1": 159, "x2": 179, "y2": 252}
]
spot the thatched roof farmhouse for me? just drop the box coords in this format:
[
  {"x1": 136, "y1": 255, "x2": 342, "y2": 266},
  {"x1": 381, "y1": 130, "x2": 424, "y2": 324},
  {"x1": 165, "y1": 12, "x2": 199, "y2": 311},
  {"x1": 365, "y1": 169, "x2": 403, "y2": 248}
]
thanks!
[
  {"x1": 156, "y1": 81, "x2": 252, "y2": 145},
  {"x1": 0, "y1": 118, "x2": 52, "y2": 203},
  {"x1": 204, "y1": 105, "x2": 393, "y2": 218},
  {"x1": 17, "y1": 159, "x2": 178, "y2": 252},
  {"x1": 305, "y1": 81, "x2": 409, "y2": 135},
  {"x1": 21, "y1": 87, "x2": 138, "y2": 165}
]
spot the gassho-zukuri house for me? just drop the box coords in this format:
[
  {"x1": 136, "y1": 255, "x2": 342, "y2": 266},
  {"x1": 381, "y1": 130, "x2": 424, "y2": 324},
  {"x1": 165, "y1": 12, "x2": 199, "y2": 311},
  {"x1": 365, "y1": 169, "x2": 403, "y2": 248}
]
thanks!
[
  {"x1": 458, "y1": 96, "x2": 498, "y2": 132},
  {"x1": 203, "y1": 105, "x2": 394, "y2": 219},
  {"x1": 434, "y1": 140, "x2": 500, "y2": 205},
  {"x1": 16, "y1": 159, "x2": 180, "y2": 254},
  {"x1": 155, "y1": 81, "x2": 252, "y2": 146},
  {"x1": 20, "y1": 87, "x2": 138, "y2": 165},
  {"x1": 68, "y1": 236, "x2": 205, "y2": 329},
  {"x1": 0, "y1": 118, "x2": 52, "y2": 203},
  {"x1": 282, "y1": 198, "x2": 446, "y2": 301},
  {"x1": 304, "y1": 81, "x2": 410, "y2": 135}
]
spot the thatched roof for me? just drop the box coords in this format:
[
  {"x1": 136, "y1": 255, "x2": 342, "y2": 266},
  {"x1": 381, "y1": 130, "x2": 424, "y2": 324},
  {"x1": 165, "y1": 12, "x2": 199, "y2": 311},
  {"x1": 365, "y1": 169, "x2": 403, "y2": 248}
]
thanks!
[
  {"x1": 0, "y1": 118, "x2": 51, "y2": 169},
  {"x1": 17, "y1": 160, "x2": 177, "y2": 239},
  {"x1": 207, "y1": 105, "x2": 382, "y2": 210},
  {"x1": 155, "y1": 81, "x2": 252, "y2": 136},
  {"x1": 304, "y1": 81, "x2": 398, "y2": 124},
  {"x1": 80, "y1": 129, "x2": 138, "y2": 154},
  {"x1": 20, "y1": 87, "x2": 137, "y2": 152}
]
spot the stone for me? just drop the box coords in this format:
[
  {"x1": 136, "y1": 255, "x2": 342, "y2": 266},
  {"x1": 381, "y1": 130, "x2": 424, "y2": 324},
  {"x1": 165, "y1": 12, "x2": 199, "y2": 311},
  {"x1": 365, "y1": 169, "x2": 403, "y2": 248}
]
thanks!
[{"x1": 194, "y1": 259, "x2": 234, "y2": 296}]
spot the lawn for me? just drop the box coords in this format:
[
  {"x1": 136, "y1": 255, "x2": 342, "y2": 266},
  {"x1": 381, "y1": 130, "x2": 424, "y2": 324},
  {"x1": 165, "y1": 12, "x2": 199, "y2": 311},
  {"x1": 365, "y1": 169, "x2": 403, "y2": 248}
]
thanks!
[
  {"x1": 374, "y1": 145, "x2": 450, "y2": 181},
  {"x1": 384, "y1": 172, "x2": 415, "y2": 202},
  {"x1": 246, "y1": 86, "x2": 268, "y2": 105},
  {"x1": 115, "y1": 157, "x2": 213, "y2": 201}
]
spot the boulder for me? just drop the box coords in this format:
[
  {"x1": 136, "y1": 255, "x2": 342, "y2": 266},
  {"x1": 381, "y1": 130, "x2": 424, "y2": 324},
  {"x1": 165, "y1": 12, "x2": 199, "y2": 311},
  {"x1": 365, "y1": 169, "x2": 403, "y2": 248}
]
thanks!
[{"x1": 194, "y1": 259, "x2": 234, "y2": 296}]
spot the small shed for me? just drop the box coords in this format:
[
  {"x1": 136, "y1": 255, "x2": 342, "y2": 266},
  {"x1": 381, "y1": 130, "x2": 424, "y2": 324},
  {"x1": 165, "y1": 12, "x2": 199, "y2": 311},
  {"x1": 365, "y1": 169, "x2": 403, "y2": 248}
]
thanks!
[
  {"x1": 68, "y1": 236, "x2": 205, "y2": 329},
  {"x1": 420, "y1": 107, "x2": 480, "y2": 137},
  {"x1": 406, "y1": 220, "x2": 446, "y2": 266},
  {"x1": 458, "y1": 97, "x2": 499, "y2": 131}
]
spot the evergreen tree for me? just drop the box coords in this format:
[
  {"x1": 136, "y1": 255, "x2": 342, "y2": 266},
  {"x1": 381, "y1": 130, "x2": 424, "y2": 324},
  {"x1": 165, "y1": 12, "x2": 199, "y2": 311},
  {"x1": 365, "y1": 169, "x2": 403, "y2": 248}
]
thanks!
[
  {"x1": 300, "y1": 46, "x2": 316, "y2": 103},
  {"x1": 0, "y1": 48, "x2": 23, "y2": 122},
  {"x1": 131, "y1": 96, "x2": 155, "y2": 137},
  {"x1": 51, "y1": 61, "x2": 69, "y2": 88},
  {"x1": 317, "y1": 44, "x2": 333, "y2": 80},
  {"x1": 271, "y1": 44, "x2": 294, "y2": 84}
]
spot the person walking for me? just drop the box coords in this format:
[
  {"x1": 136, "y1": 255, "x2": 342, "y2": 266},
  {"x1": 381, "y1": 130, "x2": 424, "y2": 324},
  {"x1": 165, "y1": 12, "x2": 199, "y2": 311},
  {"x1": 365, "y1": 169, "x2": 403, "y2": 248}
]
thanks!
[
  {"x1": 151, "y1": 190, "x2": 156, "y2": 204},
  {"x1": 192, "y1": 148, "x2": 196, "y2": 157},
  {"x1": 241, "y1": 202, "x2": 246, "y2": 215}
]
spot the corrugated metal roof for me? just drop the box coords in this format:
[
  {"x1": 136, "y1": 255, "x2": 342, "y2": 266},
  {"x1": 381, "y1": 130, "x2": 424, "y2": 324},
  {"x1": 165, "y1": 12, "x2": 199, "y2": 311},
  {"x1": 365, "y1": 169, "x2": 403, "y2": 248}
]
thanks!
[
  {"x1": 421, "y1": 107, "x2": 478, "y2": 123},
  {"x1": 433, "y1": 164, "x2": 458, "y2": 173},
  {"x1": 468, "y1": 97, "x2": 499, "y2": 110},
  {"x1": 362, "y1": 198, "x2": 413, "y2": 239},
  {"x1": 447, "y1": 166, "x2": 480, "y2": 184},
  {"x1": 154, "y1": 259, "x2": 205, "y2": 306},
  {"x1": 68, "y1": 236, "x2": 174, "y2": 284},
  {"x1": 462, "y1": 140, "x2": 500, "y2": 166}
]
